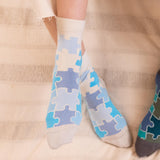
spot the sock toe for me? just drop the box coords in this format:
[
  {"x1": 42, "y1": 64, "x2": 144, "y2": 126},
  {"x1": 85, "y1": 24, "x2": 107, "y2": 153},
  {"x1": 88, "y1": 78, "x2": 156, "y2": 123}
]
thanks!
[
  {"x1": 135, "y1": 136, "x2": 160, "y2": 157},
  {"x1": 46, "y1": 124, "x2": 78, "y2": 149},
  {"x1": 102, "y1": 126, "x2": 132, "y2": 148}
]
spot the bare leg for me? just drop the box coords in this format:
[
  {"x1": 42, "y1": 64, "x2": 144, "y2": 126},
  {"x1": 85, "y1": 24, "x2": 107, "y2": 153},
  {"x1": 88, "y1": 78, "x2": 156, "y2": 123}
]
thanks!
[
  {"x1": 57, "y1": 0, "x2": 88, "y2": 20},
  {"x1": 43, "y1": 17, "x2": 57, "y2": 45}
]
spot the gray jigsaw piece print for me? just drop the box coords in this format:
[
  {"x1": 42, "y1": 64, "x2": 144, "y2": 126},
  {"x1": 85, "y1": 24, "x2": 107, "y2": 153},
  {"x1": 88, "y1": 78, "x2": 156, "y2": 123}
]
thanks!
[
  {"x1": 55, "y1": 105, "x2": 75, "y2": 126},
  {"x1": 89, "y1": 104, "x2": 113, "y2": 126},
  {"x1": 97, "y1": 86, "x2": 110, "y2": 103},
  {"x1": 57, "y1": 35, "x2": 80, "y2": 54},
  {"x1": 56, "y1": 68, "x2": 79, "y2": 92},
  {"x1": 52, "y1": 88, "x2": 80, "y2": 111},
  {"x1": 99, "y1": 120, "x2": 121, "y2": 136},
  {"x1": 85, "y1": 90, "x2": 103, "y2": 111}
]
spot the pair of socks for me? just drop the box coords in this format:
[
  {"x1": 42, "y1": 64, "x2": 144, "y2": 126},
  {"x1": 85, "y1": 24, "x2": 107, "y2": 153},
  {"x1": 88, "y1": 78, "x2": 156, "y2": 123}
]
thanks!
[
  {"x1": 135, "y1": 70, "x2": 160, "y2": 157},
  {"x1": 45, "y1": 17, "x2": 132, "y2": 149}
]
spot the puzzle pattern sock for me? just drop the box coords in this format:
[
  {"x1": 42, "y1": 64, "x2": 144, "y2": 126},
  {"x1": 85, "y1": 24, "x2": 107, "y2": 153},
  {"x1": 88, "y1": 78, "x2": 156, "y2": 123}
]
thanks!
[
  {"x1": 135, "y1": 70, "x2": 160, "y2": 157},
  {"x1": 80, "y1": 53, "x2": 132, "y2": 147},
  {"x1": 45, "y1": 17, "x2": 85, "y2": 149}
]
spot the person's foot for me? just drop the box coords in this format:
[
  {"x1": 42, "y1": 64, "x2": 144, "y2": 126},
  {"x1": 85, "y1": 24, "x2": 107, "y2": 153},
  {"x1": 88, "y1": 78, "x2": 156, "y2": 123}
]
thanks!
[
  {"x1": 80, "y1": 53, "x2": 132, "y2": 148},
  {"x1": 135, "y1": 70, "x2": 160, "y2": 157},
  {"x1": 45, "y1": 17, "x2": 85, "y2": 149}
]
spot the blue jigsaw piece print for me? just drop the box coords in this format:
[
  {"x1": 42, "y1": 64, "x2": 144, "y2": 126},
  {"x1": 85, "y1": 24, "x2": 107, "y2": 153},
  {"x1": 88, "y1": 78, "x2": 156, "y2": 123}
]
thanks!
[
  {"x1": 115, "y1": 115, "x2": 126, "y2": 130},
  {"x1": 154, "y1": 93, "x2": 158, "y2": 102},
  {"x1": 89, "y1": 104, "x2": 113, "y2": 126},
  {"x1": 95, "y1": 126, "x2": 107, "y2": 138},
  {"x1": 140, "y1": 110, "x2": 154, "y2": 132},
  {"x1": 57, "y1": 35, "x2": 80, "y2": 54},
  {"x1": 99, "y1": 120, "x2": 121, "y2": 136},
  {"x1": 75, "y1": 50, "x2": 82, "y2": 67},
  {"x1": 56, "y1": 68, "x2": 79, "y2": 92},
  {"x1": 105, "y1": 101, "x2": 122, "y2": 118},
  {"x1": 47, "y1": 104, "x2": 56, "y2": 113},
  {"x1": 97, "y1": 86, "x2": 109, "y2": 103},
  {"x1": 51, "y1": 66, "x2": 61, "y2": 91},
  {"x1": 147, "y1": 115, "x2": 160, "y2": 139},
  {"x1": 47, "y1": 90, "x2": 56, "y2": 113},
  {"x1": 150, "y1": 104, "x2": 155, "y2": 113},
  {"x1": 46, "y1": 112, "x2": 59, "y2": 128},
  {"x1": 90, "y1": 70, "x2": 100, "y2": 87},
  {"x1": 92, "y1": 120, "x2": 97, "y2": 127},
  {"x1": 71, "y1": 111, "x2": 82, "y2": 125},
  {"x1": 76, "y1": 93, "x2": 81, "y2": 112},
  {"x1": 55, "y1": 105, "x2": 75, "y2": 126},
  {"x1": 51, "y1": 88, "x2": 80, "y2": 111},
  {"x1": 138, "y1": 125, "x2": 147, "y2": 139},
  {"x1": 80, "y1": 70, "x2": 90, "y2": 83},
  {"x1": 85, "y1": 90, "x2": 103, "y2": 111},
  {"x1": 55, "y1": 54, "x2": 59, "y2": 60}
]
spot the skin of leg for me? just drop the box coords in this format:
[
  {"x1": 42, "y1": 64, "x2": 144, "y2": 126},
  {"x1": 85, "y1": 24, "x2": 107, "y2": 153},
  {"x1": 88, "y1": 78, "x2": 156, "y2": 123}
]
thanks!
[
  {"x1": 57, "y1": 0, "x2": 88, "y2": 20},
  {"x1": 43, "y1": 17, "x2": 58, "y2": 45}
]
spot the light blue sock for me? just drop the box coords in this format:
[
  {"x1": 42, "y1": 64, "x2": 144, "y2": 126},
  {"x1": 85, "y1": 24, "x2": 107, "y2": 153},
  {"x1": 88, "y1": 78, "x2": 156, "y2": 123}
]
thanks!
[
  {"x1": 45, "y1": 17, "x2": 85, "y2": 149},
  {"x1": 80, "y1": 53, "x2": 132, "y2": 147}
]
